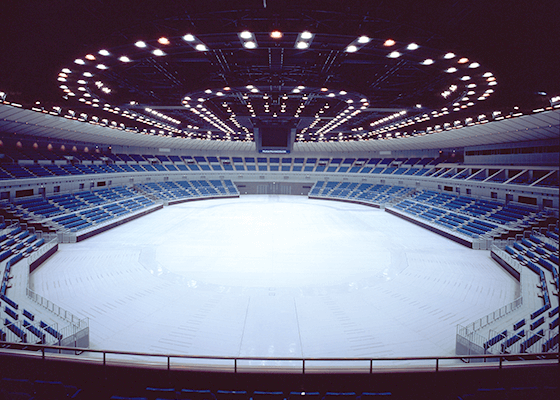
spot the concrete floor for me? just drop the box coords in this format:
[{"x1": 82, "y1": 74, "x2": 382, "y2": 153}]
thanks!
[{"x1": 29, "y1": 195, "x2": 518, "y2": 361}]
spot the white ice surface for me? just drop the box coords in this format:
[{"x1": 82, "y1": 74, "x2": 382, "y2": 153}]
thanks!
[{"x1": 29, "y1": 195, "x2": 519, "y2": 359}]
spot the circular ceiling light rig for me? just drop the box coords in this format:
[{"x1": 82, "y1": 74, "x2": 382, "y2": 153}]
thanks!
[{"x1": 55, "y1": 31, "x2": 498, "y2": 143}]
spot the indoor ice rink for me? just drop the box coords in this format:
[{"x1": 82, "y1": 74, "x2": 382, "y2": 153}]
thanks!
[{"x1": 29, "y1": 195, "x2": 519, "y2": 360}]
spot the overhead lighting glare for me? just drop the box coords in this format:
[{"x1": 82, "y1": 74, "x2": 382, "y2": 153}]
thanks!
[
  {"x1": 458, "y1": 57, "x2": 469, "y2": 64},
  {"x1": 421, "y1": 59, "x2": 434, "y2": 65},
  {"x1": 444, "y1": 52, "x2": 455, "y2": 59},
  {"x1": 85, "y1": 54, "x2": 96, "y2": 61},
  {"x1": 482, "y1": 72, "x2": 493, "y2": 78},
  {"x1": 83, "y1": 72, "x2": 93, "y2": 77},
  {"x1": 119, "y1": 56, "x2": 131, "y2": 62},
  {"x1": 445, "y1": 67, "x2": 457, "y2": 73},
  {"x1": 158, "y1": 37, "x2": 170, "y2": 45},
  {"x1": 183, "y1": 34, "x2": 195, "y2": 42},
  {"x1": 96, "y1": 64, "x2": 108, "y2": 70},
  {"x1": 195, "y1": 44, "x2": 208, "y2": 52},
  {"x1": 296, "y1": 41, "x2": 309, "y2": 49},
  {"x1": 243, "y1": 41, "x2": 257, "y2": 49},
  {"x1": 468, "y1": 62, "x2": 480, "y2": 68},
  {"x1": 387, "y1": 51, "x2": 401, "y2": 58},
  {"x1": 152, "y1": 49, "x2": 165, "y2": 56},
  {"x1": 358, "y1": 35, "x2": 370, "y2": 44},
  {"x1": 383, "y1": 39, "x2": 396, "y2": 46},
  {"x1": 98, "y1": 49, "x2": 110, "y2": 56},
  {"x1": 407, "y1": 43, "x2": 419, "y2": 50},
  {"x1": 74, "y1": 59, "x2": 85, "y2": 65},
  {"x1": 240, "y1": 30, "x2": 252, "y2": 39},
  {"x1": 270, "y1": 30, "x2": 283, "y2": 39},
  {"x1": 460, "y1": 76, "x2": 471, "y2": 81},
  {"x1": 301, "y1": 31, "x2": 313, "y2": 40},
  {"x1": 135, "y1": 41, "x2": 147, "y2": 48},
  {"x1": 346, "y1": 45, "x2": 358, "y2": 53}
]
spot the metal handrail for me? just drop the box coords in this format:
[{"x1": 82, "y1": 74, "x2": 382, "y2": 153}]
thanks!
[{"x1": 1, "y1": 342, "x2": 557, "y2": 374}]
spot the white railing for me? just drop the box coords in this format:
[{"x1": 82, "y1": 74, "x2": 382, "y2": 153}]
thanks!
[
  {"x1": 459, "y1": 296, "x2": 524, "y2": 335},
  {"x1": 26, "y1": 286, "x2": 87, "y2": 329}
]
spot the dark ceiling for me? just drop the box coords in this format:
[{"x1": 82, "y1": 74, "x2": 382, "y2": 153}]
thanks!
[{"x1": 1, "y1": 0, "x2": 558, "y2": 143}]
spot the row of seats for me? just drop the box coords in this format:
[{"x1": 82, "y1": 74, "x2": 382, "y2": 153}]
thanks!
[
  {"x1": 309, "y1": 182, "x2": 413, "y2": 206},
  {"x1": 135, "y1": 180, "x2": 239, "y2": 201},
  {"x1": 392, "y1": 199, "x2": 501, "y2": 239}
]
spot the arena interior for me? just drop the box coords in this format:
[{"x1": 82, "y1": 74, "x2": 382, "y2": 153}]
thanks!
[{"x1": 0, "y1": 1, "x2": 558, "y2": 399}]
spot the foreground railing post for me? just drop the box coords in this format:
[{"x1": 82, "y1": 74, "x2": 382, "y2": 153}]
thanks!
[
  {"x1": 370, "y1": 359, "x2": 373, "y2": 374},
  {"x1": 499, "y1": 356, "x2": 502, "y2": 369},
  {"x1": 103, "y1": 352, "x2": 106, "y2": 366},
  {"x1": 302, "y1": 359, "x2": 305, "y2": 375},
  {"x1": 234, "y1": 358, "x2": 237, "y2": 373},
  {"x1": 167, "y1": 356, "x2": 170, "y2": 370},
  {"x1": 436, "y1": 358, "x2": 439, "y2": 372}
]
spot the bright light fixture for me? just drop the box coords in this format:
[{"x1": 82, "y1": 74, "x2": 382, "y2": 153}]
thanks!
[
  {"x1": 444, "y1": 52, "x2": 455, "y2": 59},
  {"x1": 301, "y1": 31, "x2": 313, "y2": 40},
  {"x1": 240, "y1": 30, "x2": 252, "y2": 39},
  {"x1": 407, "y1": 43, "x2": 419, "y2": 50},
  {"x1": 483, "y1": 72, "x2": 493, "y2": 77},
  {"x1": 243, "y1": 41, "x2": 257, "y2": 49},
  {"x1": 358, "y1": 35, "x2": 370, "y2": 44},
  {"x1": 119, "y1": 56, "x2": 131, "y2": 62},
  {"x1": 270, "y1": 30, "x2": 283, "y2": 39},
  {"x1": 346, "y1": 45, "x2": 358, "y2": 53},
  {"x1": 135, "y1": 41, "x2": 147, "y2": 48},
  {"x1": 460, "y1": 76, "x2": 471, "y2": 81},
  {"x1": 383, "y1": 39, "x2": 396, "y2": 46},
  {"x1": 85, "y1": 54, "x2": 96, "y2": 60},
  {"x1": 158, "y1": 37, "x2": 170, "y2": 45},
  {"x1": 183, "y1": 34, "x2": 195, "y2": 42},
  {"x1": 152, "y1": 49, "x2": 165, "y2": 56},
  {"x1": 421, "y1": 59, "x2": 434, "y2": 65},
  {"x1": 387, "y1": 51, "x2": 401, "y2": 58},
  {"x1": 96, "y1": 64, "x2": 108, "y2": 70},
  {"x1": 445, "y1": 67, "x2": 457, "y2": 73},
  {"x1": 195, "y1": 44, "x2": 208, "y2": 51},
  {"x1": 458, "y1": 57, "x2": 469, "y2": 64},
  {"x1": 468, "y1": 62, "x2": 480, "y2": 68},
  {"x1": 74, "y1": 59, "x2": 85, "y2": 65},
  {"x1": 61, "y1": 68, "x2": 71, "y2": 73},
  {"x1": 296, "y1": 41, "x2": 309, "y2": 49},
  {"x1": 98, "y1": 49, "x2": 110, "y2": 56},
  {"x1": 83, "y1": 72, "x2": 93, "y2": 77}
]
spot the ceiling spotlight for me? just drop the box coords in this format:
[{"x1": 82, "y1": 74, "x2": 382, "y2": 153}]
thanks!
[
  {"x1": 98, "y1": 49, "x2": 110, "y2": 56},
  {"x1": 152, "y1": 49, "x2": 165, "y2": 56},
  {"x1": 339, "y1": 91, "x2": 347, "y2": 95},
  {"x1": 407, "y1": 43, "x2": 419, "y2": 50},
  {"x1": 444, "y1": 52, "x2": 455, "y2": 59},
  {"x1": 195, "y1": 44, "x2": 208, "y2": 51},
  {"x1": 96, "y1": 64, "x2": 108, "y2": 70},
  {"x1": 158, "y1": 37, "x2": 170, "y2": 45},
  {"x1": 74, "y1": 59, "x2": 85, "y2": 65},
  {"x1": 61, "y1": 68, "x2": 71, "y2": 73},
  {"x1": 240, "y1": 30, "x2": 252, "y2": 39},
  {"x1": 119, "y1": 56, "x2": 131, "y2": 62},
  {"x1": 83, "y1": 72, "x2": 93, "y2": 77},
  {"x1": 421, "y1": 59, "x2": 434, "y2": 65},
  {"x1": 135, "y1": 40, "x2": 147, "y2": 48},
  {"x1": 458, "y1": 57, "x2": 469, "y2": 64},
  {"x1": 358, "y1": 35, "x2": 370, "y2": 44},
  {"x1": 243, "y1": 41, "x2": 257, "y2": 49},
  {"x1": 460, "y1": 76, "x2": 471, "y2": 81},
  {"x1": 383, "y1": 39, "x2": 396, "y2": 46},
  {"x1": 270, "y1": 30, "x2": 283, "y2": 39},
  {"x1": 445, "y1": 67, "x2": 457, "y2": 73},
  {"x1": 301, "y1": 31, "x2": 313, "y2": 40},
  {"x1": 346, "y1": 45, "x2": 358, "y2": 53},
  {"x1": 183, "y1": 34, "x2": 195, "y2": 42},
  {"x1": 296, "y1": 41, "x2": 309, "y2": 49},
  {"x1": 85, "y1": 54, "x2": 96, "y2": 61},
  {"x1": 468, "y1": 62, "x2": 480, "y2": 68},
  {"x1": 482, "y1": 72, "x2": 493, "y2": 78},
  {"x1": 387, "y1": 51, "x2": 401, "y2": 58}
]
